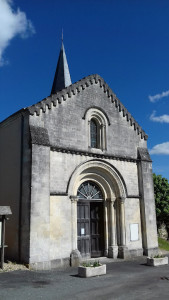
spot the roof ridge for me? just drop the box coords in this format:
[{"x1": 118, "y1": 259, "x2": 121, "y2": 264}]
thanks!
[{"x1": 27, "y1": 74, "x2": 148, "y2": 140}]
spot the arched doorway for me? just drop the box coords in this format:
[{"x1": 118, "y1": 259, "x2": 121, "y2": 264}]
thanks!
[
  {"x1": 77, "y1": 181, "x2": 104, "y2": 258},
  {"x1": 68, "y1": 160, "x2": 127, "y2": 264}
]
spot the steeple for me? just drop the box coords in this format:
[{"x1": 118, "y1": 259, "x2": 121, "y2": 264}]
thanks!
[{"x1": 51, "y1": 36, "x2": 72, "y2": 94}]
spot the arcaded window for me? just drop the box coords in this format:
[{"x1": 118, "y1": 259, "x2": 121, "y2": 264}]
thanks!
[
  {"x1": 90, "y1": 119, "x2": 98, "y2": 148},
  {"x1": 88, "y1": 110, "x2": 107, "y2": 150},
  {"x1": 83, "y1": 107, "x2": 109, "y2": 151}
]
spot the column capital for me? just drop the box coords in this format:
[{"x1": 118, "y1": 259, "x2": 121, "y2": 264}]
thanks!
[
  {"x1": 118, "y1": 196, "x2": 125, "y2": 203},
  {"x1": 70, "y1": 196, "x2": 78, "y2": 203},
  {"x1": 107, "y1": 196, "x2": 116, "y2": 203}
]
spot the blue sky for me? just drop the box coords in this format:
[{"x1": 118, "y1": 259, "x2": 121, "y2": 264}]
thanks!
[{"x1": 0, "y1": 0, "x2": 169, "y2": 180}]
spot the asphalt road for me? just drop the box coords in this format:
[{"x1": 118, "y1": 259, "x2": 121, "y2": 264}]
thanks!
[{"x1": 0, "y1": 256, "x2": 169, "y2": 300}]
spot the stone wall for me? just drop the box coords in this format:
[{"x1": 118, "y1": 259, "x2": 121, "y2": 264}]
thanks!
[
  {"x1": 50, "y1": 151, "x2": 139, "y2": 196},
  {"x1": 29, "y1": 144, "x2": 50, "y2": 267},
  {"x1": 125, "y1": 198, "x2": 142, "y2": 250},
  {"x1": 138, "y1": 159, "x2": 158, "y2": 256},
  {"x1": 28, "y1": 80, "x2": 157, "y2": 267},
  {"x1": 50, "y1": 195, "x2": 71, "y2": 261},
  {"x1": 0, "y1": 115, "x2": 22, "y2": 261},
  {"x1": 29, "y1": 83, "x2": 147, "y2": 159}
]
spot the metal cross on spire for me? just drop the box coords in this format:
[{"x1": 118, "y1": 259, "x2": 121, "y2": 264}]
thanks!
[{"x1": 62, "y1": 29, "x2": 63, "y2": 42}]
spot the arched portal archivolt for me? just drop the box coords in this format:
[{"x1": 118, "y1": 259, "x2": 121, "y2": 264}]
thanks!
[
  {"x1": 68, "y1": 160, "x2": 128, "y2": 260},
  {"x1": 67, "y1": 159, "x2": 127, "y2": 200}
]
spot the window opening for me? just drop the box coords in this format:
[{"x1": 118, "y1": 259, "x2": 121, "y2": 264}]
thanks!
[
  {"x1": 90, "y1": 119, "x2": 98, "y2": 148},
  {"x1": 77, "y1": 181, "x2": 103, "y2": 200}
]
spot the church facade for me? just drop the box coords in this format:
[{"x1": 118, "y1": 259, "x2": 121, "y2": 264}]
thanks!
[{"x1": 0, "y1": 42, "x2": 158, "y2": 270}]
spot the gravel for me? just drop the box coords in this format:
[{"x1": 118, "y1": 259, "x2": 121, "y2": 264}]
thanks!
[{"x1": 0, "y1": 261, "x2": 29, "y2": 272}]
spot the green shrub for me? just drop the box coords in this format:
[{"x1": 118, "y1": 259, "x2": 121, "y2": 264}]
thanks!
[{"x1": 158, "y1": 237, "x2": 169, "y2": 251}]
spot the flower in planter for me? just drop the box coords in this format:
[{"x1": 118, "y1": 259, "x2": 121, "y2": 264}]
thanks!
[
  {"x1": 153, "y1": 254, "x2": 165, "y2": 258},
  {"x1": 78, "y1": 261, "x2": 106, "y2": 277},
  {"x1": 147, "y1": 255, "x2": 168, "y2": 267},
  {"x1": 81, "y1": 260, "x2": 102, "y2": 268},
  {"x1": 149, "y1": 251, "x2": 165, "y2": 259}
]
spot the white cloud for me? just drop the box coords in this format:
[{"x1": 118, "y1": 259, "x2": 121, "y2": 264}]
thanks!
[
  {"x1": 0, "y1": 0, "x2": 35, "y2": 66},
  {"x1": 150, "y1": 111, "x2": 169, "y2": 123},
  {"x1": 148, "y1": 90, "x2": 169, "y2": 103},
  {"x1": 149, "y1": 142, "x2": 169, "y2": 155}
]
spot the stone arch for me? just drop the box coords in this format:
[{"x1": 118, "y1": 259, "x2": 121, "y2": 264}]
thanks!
[
  {"x1": 67, "y1": 159, "x2": 127, "y2": 199},
  {"x1": 82, "y1": 106, "x2": 111, "y2": 126},
  {"x1": 84, "y1": 108, "x2": 109, "y2": 150},
  {"x1": 69, "y1": 159, "x2": 128, "y2": 264}
]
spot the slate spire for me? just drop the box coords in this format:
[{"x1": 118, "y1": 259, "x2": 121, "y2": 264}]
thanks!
[{"x1": 51, "y1": 36, "x2": 72, "y2": 94}]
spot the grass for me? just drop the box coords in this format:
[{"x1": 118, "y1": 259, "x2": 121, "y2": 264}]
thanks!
[{"x1": 158, "y1": 237, "x2": 169, "y2": 251}]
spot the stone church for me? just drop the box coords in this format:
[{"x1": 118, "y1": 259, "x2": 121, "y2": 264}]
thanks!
[{"x1": 0, "y1": 41, "x2": 158, "y2": 270}]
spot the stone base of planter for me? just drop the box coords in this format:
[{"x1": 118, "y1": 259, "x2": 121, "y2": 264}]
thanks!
[
  {"x1": 147, "y1": 256, "x2": 168, "y2": 267},
  {"x1": 78, "y1": 264, "x2": 106, "y2": 278}
]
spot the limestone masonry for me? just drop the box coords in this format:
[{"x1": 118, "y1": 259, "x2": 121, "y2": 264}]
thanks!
[{"x1": 0, "y1": 41, "x2": 158, "y2": 270}]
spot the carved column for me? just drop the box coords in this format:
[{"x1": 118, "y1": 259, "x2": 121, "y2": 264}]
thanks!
[
  {"x1": 118, "y1": 196, "x2": 129, "y2": 258},
  {"x1": 100, "y1": 124, "x2": 106, "y2": 150},
  {"x1": 120, "y1": 197, "x2": 125, "y2": 246},
  {"x1": 70, "y1": 196, "x2": 81, "y2": 266},
  {"x1": 88, "y1": 120, "x2": 91, "y2": 147},
  {"x1": 104, "y1": 200, "x2": 108, "y2": 256},
  {"x1": 108, "y1": 196, "x2": 118, "y2": 258}
]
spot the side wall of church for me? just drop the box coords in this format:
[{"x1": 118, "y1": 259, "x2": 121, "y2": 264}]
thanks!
[{"x1": 0, "y1": 115, "x2": 22, "y2": 261}]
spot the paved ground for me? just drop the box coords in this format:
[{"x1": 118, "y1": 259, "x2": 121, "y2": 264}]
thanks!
[{"x1": 0, "y1": 256, "x2": 169, "y2": 300}]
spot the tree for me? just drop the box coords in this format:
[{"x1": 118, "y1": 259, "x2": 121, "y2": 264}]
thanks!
[{"x1": 153, "y1": 173, "x2": 169, "y2": 229}]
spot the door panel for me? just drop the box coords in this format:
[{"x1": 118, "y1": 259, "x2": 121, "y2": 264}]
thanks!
[
  {"x1": 77, "y1": 201, "x2": 104, "y2": 257},
  {"x1": 90, "y1": 202, "x2": 104, "y2": 257},
  {"x1": 77, "y1": 202, "x2": 90, "y2": 257}
]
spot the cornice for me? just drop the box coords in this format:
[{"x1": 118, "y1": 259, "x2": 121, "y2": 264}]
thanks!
[{"x1": 50, "y1": 145, "x2": 138, "y2": 163}]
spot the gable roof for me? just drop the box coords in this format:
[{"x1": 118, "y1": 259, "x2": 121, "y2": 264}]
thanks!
[{"x1": 28, "y1": 74, "x2": 148, "y2": 140}]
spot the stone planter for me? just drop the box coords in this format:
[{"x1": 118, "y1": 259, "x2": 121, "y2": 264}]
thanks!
[
  {"x1": 78, "y1": 264, "x2": 106, "y2": 278},
  {"x1": 147, "y1": 256, "x2": 168, "y2": 267}
]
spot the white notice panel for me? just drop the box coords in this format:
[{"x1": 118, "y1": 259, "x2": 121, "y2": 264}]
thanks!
[
  {"x1": 130, "y1": 224, "x2": 139, "y2": 241},
  {"x1": 81, "y1": 228, "x2": 85, "y2": 235},
  {"x1": 0, "y1": 222, "x2": 1, "y2": 246}
]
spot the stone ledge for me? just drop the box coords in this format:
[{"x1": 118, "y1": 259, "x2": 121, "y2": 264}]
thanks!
[{"x1": 50, "y1": 146, "x2": 138, "y2": 163}]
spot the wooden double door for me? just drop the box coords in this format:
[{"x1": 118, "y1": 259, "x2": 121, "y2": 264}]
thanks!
[{"x1": 77, "y1": 201, "x2": 104, "y2": 257}]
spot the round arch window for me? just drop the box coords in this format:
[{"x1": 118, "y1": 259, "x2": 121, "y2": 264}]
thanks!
[
  {"x1": 90, "y1": 119, "x2": 98, "y2": 148},
  {"x1": 77, "y1": 181, "x2": 103, "y2": 200}
]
